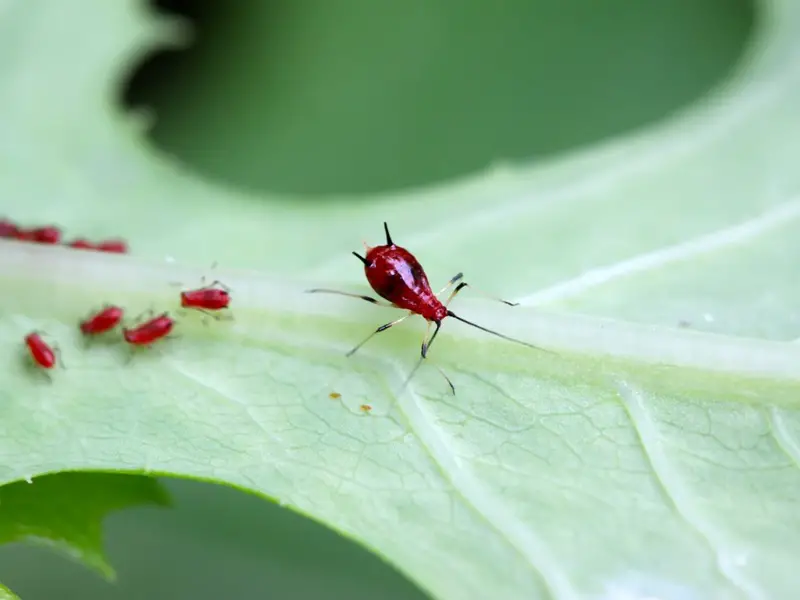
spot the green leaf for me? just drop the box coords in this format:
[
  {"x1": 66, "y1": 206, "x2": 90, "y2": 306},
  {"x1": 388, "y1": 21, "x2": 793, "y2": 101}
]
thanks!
[
  {"x1": 2, "y1": 1, "x2": 800, "y2": 599},
  {"x1": 0, "y1": 472, "x2": 169, "y2": 579},
  {"x1": 0, "y1": 583, "x2": 19, "y2": 600}
]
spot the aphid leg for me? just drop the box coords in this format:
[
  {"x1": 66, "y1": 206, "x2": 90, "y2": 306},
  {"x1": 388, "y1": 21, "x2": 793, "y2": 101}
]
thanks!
[
  {"x1": 433, "y1": 365, "x2": 456, "y2": 395},
  {"x1": 399, "y1": 354, "x2": 456, "y2": 395},
  {"x1": 193, "y1": 306, "x2": 233, "y2": 324},
  {"x1": 189, "y1": 307, "x2": 223, "y2": 326},
  {"x1": 436, "y1": 272, "x2": 464, "y2": 296},
  {"x1": 442, "y1": 280, "x2": 518, "y2": 307},
  {"x1": 130, "y1": 308, "x2": 156, "y2": 326},
  {"x1": 345, "y1": 313, "x2": 412, "y2": 358},
  {"x1": 419, "y1": 321, "x2": 432, "y2": 357},
  {"x1": 52, "y1": 343, "x2": 66, "y2": 369},
  {"x1": 398, "y1": 356, "x2": 424, "y2": 394},
  {"x1": 421, "y1": 320, "x2": 443, "y2": 358},
  {"x1": 35, "y1": 367, "x2": 54, "y2": 384},
  {"x1": 124, "y1": 347, "x2": 137, "y2": 365},
  {"x1": 306, "y1": 288, "x2": 394, "y2": 308}
]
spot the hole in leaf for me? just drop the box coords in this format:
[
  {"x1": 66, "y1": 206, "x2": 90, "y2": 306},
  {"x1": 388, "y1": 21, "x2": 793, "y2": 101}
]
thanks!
[{"x1": 122, "y1": 0, "x2": 756, "y2": 197}]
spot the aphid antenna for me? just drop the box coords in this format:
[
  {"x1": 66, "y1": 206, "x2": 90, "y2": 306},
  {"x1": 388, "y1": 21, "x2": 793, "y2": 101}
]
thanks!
[
  {"x1": 199, "y1": 278, "x2": 231, "y2": 292},
  {"x1": 445, "y1": 310, "x2": 555, "y2": 355},
  {"x1": 131, "y1": 307, "x2": 160, "y2": 325},
  {"x1": 437, "y1": 273, "x2": 519, "y2": 308},
  {"x1": 168, "y1": 263, "x2": 222, "y2": 289},
  {"x1": 445, "y1": 281, "x2": 518, "y2": 307}
]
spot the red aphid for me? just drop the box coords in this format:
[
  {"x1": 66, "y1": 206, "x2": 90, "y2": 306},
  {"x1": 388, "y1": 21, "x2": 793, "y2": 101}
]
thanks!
[
  {"x1": 17, "y1": 226, "x2": 62, "y2": 244},
  {"x1": 68, "y1": 238, "x2": 95, "y2": 250},
  {"x1": 25, "y1": 332, "x2": 57, "y2": 369},
  {"x1": 307, "y1": 222, "x2": 544, "y2": 393},
  {"x1": 80, "y1": 305, "x2": 124, "y2": 336},
  {"x1": 180, "y1": 281, "x2": 231, "y2": 312},
  {"x1": 0, "y1": 219, "x2": 19, "y2": 238},
  {"x1": 123, "y1": 312, "x2": 175, "y2": 347},
  {"x1": 96, "y1": 239, "x2": 128, "y2": 254}
]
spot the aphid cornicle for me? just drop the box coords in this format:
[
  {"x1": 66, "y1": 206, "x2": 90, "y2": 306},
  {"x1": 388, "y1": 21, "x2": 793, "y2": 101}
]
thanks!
[{"x1": 307, "y1": 222, "x2": 543, "y2": 392}]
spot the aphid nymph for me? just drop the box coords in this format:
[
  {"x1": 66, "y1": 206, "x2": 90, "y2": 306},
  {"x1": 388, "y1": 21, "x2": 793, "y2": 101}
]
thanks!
[{"x1": 308, "y1": 222, "x2": 544, "y2": 392}]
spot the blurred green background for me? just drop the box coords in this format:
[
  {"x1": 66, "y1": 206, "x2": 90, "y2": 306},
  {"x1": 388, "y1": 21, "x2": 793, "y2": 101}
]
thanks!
[
  {"x1": 126, "y1": 0, "x2": 754, "y2": 197},
  {"x1": 1, "y1": 0, "x2": 754, "y2": 598}
]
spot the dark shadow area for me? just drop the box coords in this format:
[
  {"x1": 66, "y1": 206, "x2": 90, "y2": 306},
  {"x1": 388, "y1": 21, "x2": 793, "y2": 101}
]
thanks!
[
  {"x1": 0, "y1": 476, "x2": 427, "y2": 600},
  {"x1": 122, "y1": 0, "x2": 757, "y2": 197}
]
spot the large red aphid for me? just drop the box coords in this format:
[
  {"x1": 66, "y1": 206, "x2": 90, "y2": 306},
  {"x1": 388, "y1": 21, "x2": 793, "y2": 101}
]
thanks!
[
  {"x1": 307, "y1": 222, "x2": 542, "y2": 391},
  {"x1": 180, "y1": 280, "x2": 231, "y2": 313},
  {"x1": 80, "y1": 305, "x2": 125, "y2": 336},
  {"x1": 123, "y1": 312, "x2": 175, "y2": 346},
  {"x1": 25, "y1": 332, "x2": 57, "y2": 369}
]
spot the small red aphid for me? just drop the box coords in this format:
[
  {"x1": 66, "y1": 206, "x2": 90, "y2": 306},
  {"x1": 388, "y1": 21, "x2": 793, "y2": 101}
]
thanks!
[
  {"x1": 96, "y1": 239, "x2": 128, "y2": 253},
  {"x1": 17, "y1": 226, "x2": 62, "y2": 244},
  {"x1": 123, "y1": 312, "x2": 175, "y2": 347},
  {"x1": 24, "y1": 332, "x2": 57, "y2": 369},
  {"x1": 180, "y1": 280, "x2": 231, "y2": 314},
  {"x1": 80, "y1": 305, "x2": 125, "y2": 336},
  {"x1": 0, "y1": 219, "x2": 19, "y2": 238},
  {"x1": 68, "y1": 238, "x2": 95, "y2": 250},
  {"x1": 308, "y1": 222, "x2": 545, "y2": 393}
]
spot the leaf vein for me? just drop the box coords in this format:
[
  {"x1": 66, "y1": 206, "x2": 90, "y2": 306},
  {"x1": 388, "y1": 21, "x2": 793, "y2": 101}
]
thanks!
[
  {"x1": 517, "y1": 199, "x2": 800, "y2": 306},
  {"x1": 394, "y1": 364, "x2": 578, "y2": 600},
  {"x1": 768, "y1": 406, "x2": 800, "y2": 471},
  {"x1": 616, "y1": 380, "x2": 763, "y2": 600}
]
